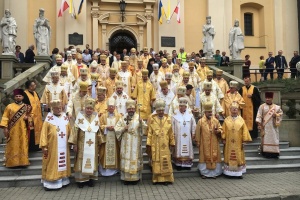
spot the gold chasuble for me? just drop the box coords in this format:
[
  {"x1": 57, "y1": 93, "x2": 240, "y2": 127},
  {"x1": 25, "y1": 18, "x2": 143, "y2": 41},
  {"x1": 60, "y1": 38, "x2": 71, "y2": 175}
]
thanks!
[
  {"x1": 222, "y1": 116, "x2": 252, "y2": 177},
  {"x1": 40, "y1": 112, "x2": 71, "y2": 182},
  {"x1": 99, "y1": 111, "x2": 122, "y2": 175},
  {"x1": 95, "y1": 99, "x2": 107, "y2": 117},
  {"x1": 195, "y1": 116, "x2": 222, "y2": 170},
  {"x1": 222, "y1": 92, "x2": 245, "y2": 117},
  {"x1": 41, "y1": 83, "x2": 68, "y2": 108},
  {"x1": 147, "y1": 114, "x2": 175, "y2": 183},
  {"x1": 0, "y1": 103, "x2": 30, "y2": 167},
  {"x1": 241, "y1": 85, "x2": 254, "y2": 130},
  {"x1": 68, "y1": 111, "x2": 100, "y2": 182},
  {"x1": 24, "y1": 90, "x2": 42, "y2": 144},
  {"x1": 131, "y1": 81, "x2": 156, "y2": 120}
]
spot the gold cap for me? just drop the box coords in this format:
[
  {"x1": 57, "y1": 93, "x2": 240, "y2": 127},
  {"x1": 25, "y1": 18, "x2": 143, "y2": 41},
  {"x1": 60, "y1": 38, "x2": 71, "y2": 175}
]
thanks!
[
  {"x1": 188, "y1": 62, "x2": 195, "y2": 68},
  {"x1": 203, "y1": 101, "x2": 213, "y2": 112},
  {"x1": 76, "y1": 53, "x2": 82, "y2": 59},
  {"x1": 79, "y1": 81, "x2": 89, "y2": 92},
  {"x1": 60, "y1": 64, "x2": 68, "y2": 72},
  {"x1": 90, "y1": 60, "x2": 98, "y2": 68},
  {"x1": 91, "y1": 73, "x2": 100, "y2": 81},
  {"x1": 124, "y1": 56, "x2": 129, "y2": 61},
  {"x1": 161, "y1": 58, "x2": 167, "y2": 63},
  {"x1": 55, "y1": 54, "x2": 62, "y2": 61},
  {"x1": 165, "y1": 72, "x2": 172, "y2": 79},
  {"x1": 167, "y1": 55, "x2": 172, "y2": 59},
  {"x1": 216, "y1": 69, "x2": 223, "y2": 75},
  {"x1": 143, "y1": 47, "x2": 148, "y2": 53},
  {"x1": 80, "y1": 68, "x2": 88, "y2": 75},
  {"x1": 126, "y1": 99, "x2": 136, "y2": 109},
  {"x1": 154, "y1": 99, "x2": 166, "y2": 111},
  {"x1": 159, "y1": 80, "x2": 168, "y2": 89},
  {"x1": 137, "y1": 59, "x2": 143, "y2": 64},
  {"x1": 173, "y1": 64, "x2": 179, "y2": 70},
  {"x1": 50, "y1": 99, "x2": 61, "y2": 108},
  {"x1": 97, "y1": 86, "x2": 106, "y2": 94},
  {"x1": 182, "y1": 71, "x2": 190, "y2": 78},
  {"x1": 85, "y1": 97, "x2": 96, "y2": 108},
  {"x1": 207, "y1": 70, "x2": 213, "y2": 76},
  {"x1": 115, "y1": 80, "x2": 124, "y2": 88},
  {"x1": 176, "y1": 58, "x2": 182, "y2": 61},
  {"x1": 178, "y1": 97, "x2": 188, "y2": 106},
  {"x1": 230, "y1": 102, "x2": 239, "y2": 109},
  {"x1": 109, "y1": 68, "x2": 117, "y2": 74},
  {"x1": 152, "y1": 63, "x2": 159, "y2": 70},
  {"x1": 177, "y1": 86, "x2": 186, "y2": 95},
  {"x1": 131, "y1": 48, "x2": 136, "y2": 53},
  {"x1": 100, "y1": 54, "x2": 106, "y2": 61},
  {"x1": 107, "y1": 97, "x2": 116, "y2": 106},
  {"x1": 203, "y1": 82, "x2": 212, "y2": 90},
  {"x1": 229, "y1": 81, "x2": 239, "y2": 88},
  {"x1": 142, "y1": 69, "x2": 149, "y2": 76},
  {"x1": 121, "y1": 61, "x2": 128, "y2": 67}
]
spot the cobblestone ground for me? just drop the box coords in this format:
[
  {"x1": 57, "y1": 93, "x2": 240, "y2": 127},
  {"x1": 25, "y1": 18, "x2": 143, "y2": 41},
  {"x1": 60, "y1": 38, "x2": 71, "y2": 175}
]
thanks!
[{"x1": 0, "y1": 172, "x2": 300, "y2": 200}]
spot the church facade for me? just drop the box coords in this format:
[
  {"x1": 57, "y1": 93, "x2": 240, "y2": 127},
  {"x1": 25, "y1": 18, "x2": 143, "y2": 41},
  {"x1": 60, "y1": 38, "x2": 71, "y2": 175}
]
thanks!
[{"x1": 0, "y1": 0, "x2": 299, "y2": 64}]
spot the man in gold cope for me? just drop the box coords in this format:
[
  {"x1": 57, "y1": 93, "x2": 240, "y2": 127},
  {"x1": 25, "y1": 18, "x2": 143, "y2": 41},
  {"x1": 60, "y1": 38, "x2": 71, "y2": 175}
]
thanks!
[
  {"x1": 222, "y1": 81, "x2": 245, "y2": 117},
  {"x1": 68, "y1": 98, "x2": 101, "y2": 188},
  {"x1": 222, "y1": 102, "x2": 252, "y2": 178},
  {"x1": 99, "y1": 97, "x2": 122, "y2": 176},
  {"x1": 131, "y1": 69, "x2": 156, "y2": 120},
  {"x1": 147, "y1": 99, "x2": 175, "y2": 185},
  {"x1": 195, "y1": 102, "x2": 223, "y2": 179},
  {"x1": 40, "y1": 100, "x2": 71, "y2": 190}
]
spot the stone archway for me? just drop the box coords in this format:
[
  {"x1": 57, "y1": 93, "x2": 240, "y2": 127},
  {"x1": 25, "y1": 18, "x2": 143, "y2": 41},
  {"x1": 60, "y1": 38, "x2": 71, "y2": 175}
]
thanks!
[{"x1": 109, "y1": 30, "x2": 137, "y2": 54}]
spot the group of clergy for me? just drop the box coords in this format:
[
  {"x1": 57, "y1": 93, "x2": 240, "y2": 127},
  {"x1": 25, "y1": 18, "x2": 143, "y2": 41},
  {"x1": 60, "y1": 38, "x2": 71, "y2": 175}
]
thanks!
[{"x1": 0, "y1": 47, "x2": 283, "y2": 190}]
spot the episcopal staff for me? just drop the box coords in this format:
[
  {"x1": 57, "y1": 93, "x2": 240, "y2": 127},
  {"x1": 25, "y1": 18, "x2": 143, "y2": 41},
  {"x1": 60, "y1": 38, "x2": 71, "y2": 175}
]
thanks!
[
  {"x1": 0, "y1": 89, "x2": 31, "y2": 167},
  {"x1": 40, "y1": 100, "x2": 71, "y2": 191}
]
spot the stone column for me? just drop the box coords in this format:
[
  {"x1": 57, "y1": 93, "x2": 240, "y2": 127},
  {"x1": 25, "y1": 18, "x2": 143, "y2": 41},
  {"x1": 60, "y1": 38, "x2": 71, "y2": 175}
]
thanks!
[
  {"x1": 0, "y1": 55, "x2": 19, "y2": 80},
  {"x1": 138, "y1": 26, "x2": 144, "y2": 51},
  {"x1": 205, "y1": 59, "x2": 218, "y2": 68},
  {"x1": 145, "y1": 12, "x2": 153, "y2": 47},
  {"x1": 91, "y1": 7, "x2": 100, "y2": 49},
  {"x1": 101, "y1": 24, "x2": 107, "y2": 50},
  {"x1": 230, "y1": 59, "x2": 245, "y2": 79}
]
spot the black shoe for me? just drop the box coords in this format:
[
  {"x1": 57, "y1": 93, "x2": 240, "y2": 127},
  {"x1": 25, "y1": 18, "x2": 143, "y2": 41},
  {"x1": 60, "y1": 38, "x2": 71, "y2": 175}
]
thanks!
[
  {"x1": 44, "y1": 187, "x2": 50, "y2": 191},
  {"x1": 87, "y1": 180, "x2": 94, "y2": 187},
  {"x1": 176, "y1": 166, "x2": 182, "y2": 171},
  {"x1": 124, "y1": 181, "x2": 129, "y2": 185},
  {"x1": 153, "y1": 182, "x2": 157, "y2": 185},
  {"x1": 162, "y1": 182, "x2": 168, "y2": 186},
  {"x1": 77, "y1": 182, "x2": 84, "y2": 188},
  {"x1": 132, "y1": 181, "x2": 138, "y2": 185},
  {"x1": 238, "y1": 176, "x2": 243, "y2": 179}
]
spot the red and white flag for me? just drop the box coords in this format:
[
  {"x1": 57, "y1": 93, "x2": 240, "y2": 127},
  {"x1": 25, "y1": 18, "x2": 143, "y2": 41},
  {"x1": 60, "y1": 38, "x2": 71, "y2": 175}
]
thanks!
[
  {"x1": 58, "y1": 0, "x2": 69, "y2": 17},
  {"x1": 174, "y1": 2, "x2": 180, "y2": 23}
]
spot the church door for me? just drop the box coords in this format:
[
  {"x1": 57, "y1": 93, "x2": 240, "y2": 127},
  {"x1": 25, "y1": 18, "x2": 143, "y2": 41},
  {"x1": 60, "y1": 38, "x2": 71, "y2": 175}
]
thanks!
[{"x1": 109, "y1": 31, "x2": 137, "y2": 54}]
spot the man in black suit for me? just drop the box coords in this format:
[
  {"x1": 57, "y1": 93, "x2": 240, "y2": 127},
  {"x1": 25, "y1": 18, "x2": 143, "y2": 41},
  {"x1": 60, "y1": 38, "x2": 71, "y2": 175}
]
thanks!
[
  {"x1": 274, "y1": 50, "x2": 288, "y2": 80},
  {"x1": 220, "y1": 51, "x2": 230, "y2": 66},
  {"x1": 15, "y1": 45, "x2": 25, "y2": 63},
  {"x1": 264, "y1": 52, "x2": 275, "y2": 80},
  {"x1": 24, "y1": 45, "x2": 35, "y2": 63},
  {"x1": 120, "y1": 49, "x2": 128, "y2": 61},
  {"x1": 289, "y1": 51, "x2": 300, "y2": 79}
]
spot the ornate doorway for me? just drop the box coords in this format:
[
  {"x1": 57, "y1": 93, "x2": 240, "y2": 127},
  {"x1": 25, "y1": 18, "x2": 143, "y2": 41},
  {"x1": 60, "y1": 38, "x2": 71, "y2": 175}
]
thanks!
[{"x1": 109, "y1": 30, "x2": 137, "y2": 54}]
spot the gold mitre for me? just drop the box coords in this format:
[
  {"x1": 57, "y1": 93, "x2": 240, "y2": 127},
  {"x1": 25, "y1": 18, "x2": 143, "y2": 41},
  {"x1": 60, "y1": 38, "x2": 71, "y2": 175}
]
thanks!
[
  {"x1": 124, "y1": 56, "x2": 129, "y2": 61},
  {"x1": 126, "y1": 99, "x2": 136, "y2": 109},
  {"x1": 100, "y1": 54, "x2": 106, "y2": 61},
  {"x1": 216, "y1": 69, "x2": 223, "y2": 75},
  {"x1": 109, "y1": 68, "x2": 117, "y2": 74},
  {"x1": 107, "y1": 97, "x2": 116, "y2": 107},
  {"x1": 76, "y1": 53, "x2": 82, "y2": 59},
  {"x1": 165, "y1": 72, "x2": 172, "y2": 79},
  {"x1": 203, "y1": 82, "x2": 212, "y2": 90},
  {"x1": 131, "y1": 48, "x2": 136, "y2": 53},
  {"x1": 161, "y1": 58, "x2": 167, "y2": 63},
  {"x1": 50, "y1": 69, "x2": 60, "y2": 77},
  {"x1": 80, "y1": 68, "x2": 88, "y2": 75},
  {"x1": 172, "y1": 64, "x2": 179, "y2": 70},
  {"x1": 207, "y1": 70, "x2": 213, "y2": 76},
  {"x1": 55, "y1": 54, "x2": 62, "y2": 61},
  {"x1": 167, "y1": 55, "x2": 172, "y2": 59},
  {"x1": 60, "y1": 64, "x2": 68, "y2": 72},
  {"x1": 90, "y1": 73, "x2": 100, "y2": 81},
  {"x1": 188, "y1": 62, "x2": 195, "y2": 68},
  {"x1": 178, "y1": 97, "x2": 188, "y2": 106},
  {"x1": 79, "y1": 81, "x2": 89, "y2": 92},
  {"x1": 142, "y1": 69, "x2": 149, "y2": 76},
  {"x1": 159, "y1": 80, "x2": 168, "y2": 89},
  {"x1": 90, "y1": 60, "x2": 98, "y2": 68},
  {"x1": 50, "y1": 99, "x2": 61, "y2": 108},
  {"x1": 182, "y1": 71, "x2": 190, "y2": 78},
  {"x1": 177, "y1": 86, "x2": 187, "y2": 95},
  {"x1": 121, "y1": 61, "x2": 128, "y2": 67},
  {"x1": 137, "y1": 59, "x2": 143, "y2": 64},
  {"x1": 143, "y1": 47, "x2": 148, "y2": 53},
  {"x1": 85, "y1": 97, "x2": 96, "y2": 108},
  {"x1": 97, "y1": 86, "x2": 106, "y2": 94},
  {"x1": 154, "y1": 99, "x2": 166, "y2": 111},
  {"x1": 115, "y1": 80, "x2": 124, "y2": 88},
  {"x1": 230, "y1": 102, "x2": 239, "y2": 109},
  {"x1": 152, "y1": 63, "x2": 159, "y2": 70},
  {"x1": 176, "y1": 57, "x2": 182, "y2": 61},
  {"x1": 203, "y1": 101, "x2": 213, "y2": 112},
  {"x1": 229, "y1": 81, "x2": 239, "y2": 88}
]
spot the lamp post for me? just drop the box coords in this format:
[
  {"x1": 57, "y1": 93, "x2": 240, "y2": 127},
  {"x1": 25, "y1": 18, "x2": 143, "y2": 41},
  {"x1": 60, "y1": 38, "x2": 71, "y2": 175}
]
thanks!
[{"x1": 119, "y1": 0, "x2": 127, "y2": 22}]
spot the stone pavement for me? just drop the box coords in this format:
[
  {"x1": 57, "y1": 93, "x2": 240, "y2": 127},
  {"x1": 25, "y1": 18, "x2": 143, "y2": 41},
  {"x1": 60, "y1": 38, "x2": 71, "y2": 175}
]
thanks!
[{"x1": 0, "y1": 172, "x2": 300, "y2": 200}]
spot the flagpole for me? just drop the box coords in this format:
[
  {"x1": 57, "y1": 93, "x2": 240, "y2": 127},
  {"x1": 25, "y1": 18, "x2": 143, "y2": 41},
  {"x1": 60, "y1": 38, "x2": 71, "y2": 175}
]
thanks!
[{"x1": 170, "y1": 1, "x2": 179, "y2": 21}]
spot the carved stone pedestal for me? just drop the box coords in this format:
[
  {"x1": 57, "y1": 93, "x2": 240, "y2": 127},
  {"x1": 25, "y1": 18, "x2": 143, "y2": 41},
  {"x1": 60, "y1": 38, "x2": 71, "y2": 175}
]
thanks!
[
  {"x1": 205, "y1": 59, "x2": 218, "y2": 68},
  {"x1": 35, "y1": 56, "x2": 52, "y2": 68},
  {"x1": 0, "y1": 55, "x2": 19, "y2": 80},
  {"x1": 230, "y1": 59, "x2": 245, "y2": 79}
]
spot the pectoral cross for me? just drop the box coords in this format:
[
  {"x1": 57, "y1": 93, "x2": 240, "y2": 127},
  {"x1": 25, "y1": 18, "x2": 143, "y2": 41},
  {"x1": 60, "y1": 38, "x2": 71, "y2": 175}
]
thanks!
[
  {"x1": 124, "y1": 116, "x2": 131, "y2": 125},
  {"x1": 86, "y1": 139, "x2": 94, "y2": 147},
  {"x1": 53, "y1": 91, "x2": 57, "y2": 95},
  {"x1": 183, "y1": 121, "x2": 186, "y2": 127},
  {"x1": 56, "y1": 126, "x2": 60, "y2": 132},
  {"x1": 78, "y1": 118, "x2": 84, "y2": 124},
  {"x1": 59, "y1": 132, "x2": 65, "y2": 138}
]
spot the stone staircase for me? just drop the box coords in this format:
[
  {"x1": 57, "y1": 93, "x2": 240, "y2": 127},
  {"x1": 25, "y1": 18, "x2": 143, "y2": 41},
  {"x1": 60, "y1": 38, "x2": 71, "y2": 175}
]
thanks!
[{"x1": 0, "y1": 137, "x2": 300, "y2": 188}]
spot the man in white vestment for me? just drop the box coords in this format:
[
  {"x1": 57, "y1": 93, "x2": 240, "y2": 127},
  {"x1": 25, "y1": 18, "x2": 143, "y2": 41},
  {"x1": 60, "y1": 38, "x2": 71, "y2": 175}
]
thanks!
[
  {"x1": 150, "y1": 63, "x2": 165, "y2": 92},
  {"x1": 156, "y1": 80, "x2": 175, "y2": 114},
  {"x1": 117, "y1": 61, "x2": 134, "y2": 95},
  {"x1": 111, "y1": 80, "x2": 130, "y2": 116},
  {"x1": 200, "y1": 70, "x2": 224, "y2": 100},
  {"x1": 169, "y1": 86, "x2": 190, "y2": 117}
]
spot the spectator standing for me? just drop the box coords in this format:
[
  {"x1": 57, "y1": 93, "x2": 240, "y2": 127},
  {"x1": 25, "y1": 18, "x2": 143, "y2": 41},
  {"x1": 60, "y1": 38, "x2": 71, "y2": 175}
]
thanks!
[
  {"x1": 289, "y1": 51, "x2": 300, "y2": 79},
  {"x1": 24, "y1": 45, "x2": 35, "y2": 63},
  {"x1": 274, "y1": 50, "x2": 288, "y2": 80},
  {"x1": 264, "y1": 52, "x2": 275, "y2": 80},
  {"x1": 258, "y1": 56, "x2": 265, "y2": 81},
  {"x1": 15, "y1": 45, "x2": 24, "y2": 63}
]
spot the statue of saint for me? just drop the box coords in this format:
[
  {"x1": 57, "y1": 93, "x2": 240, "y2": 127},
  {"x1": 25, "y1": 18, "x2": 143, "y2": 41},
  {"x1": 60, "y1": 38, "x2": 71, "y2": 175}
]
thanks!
[
  {"x1": 229, "y1": 19, "x2": 244, "y2": 60},
  {"x1": 33, "y1": 8, "x2": 51, "y2": 56},
  {"x1": 0, "y1": 9, "x2": 17, "y2": 54},
  {"x1": 202, "y1": 16, "x2": 215, "y2": 59}
]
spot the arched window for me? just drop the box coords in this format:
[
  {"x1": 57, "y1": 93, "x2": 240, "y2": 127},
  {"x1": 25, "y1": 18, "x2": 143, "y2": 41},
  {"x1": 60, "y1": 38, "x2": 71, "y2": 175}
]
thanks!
[{"x1": 244, "y1": 13, "x2": 253, "y2": 36}]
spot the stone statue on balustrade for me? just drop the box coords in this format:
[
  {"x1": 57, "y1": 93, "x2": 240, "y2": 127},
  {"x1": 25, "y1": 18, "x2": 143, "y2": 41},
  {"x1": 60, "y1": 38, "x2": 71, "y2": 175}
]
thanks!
[
  {"x1": 0, "y1": 9, "x2": 17, "y2": 55},
  {"x1": 33, "y1": 8, "x2": 51, "y2": 56},
  {"x1": 202, "y1": 16, "x2": 215, "y2": 59},
  {"x1": 229, "y1": 19, "x2": 244, "y2": 60}
]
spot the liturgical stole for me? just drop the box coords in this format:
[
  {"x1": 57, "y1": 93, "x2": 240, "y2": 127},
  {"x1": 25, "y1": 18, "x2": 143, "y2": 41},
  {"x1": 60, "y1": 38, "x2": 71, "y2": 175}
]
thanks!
[{"x1": 242, "y1": 85, "x2": 254, "y2": 130}]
